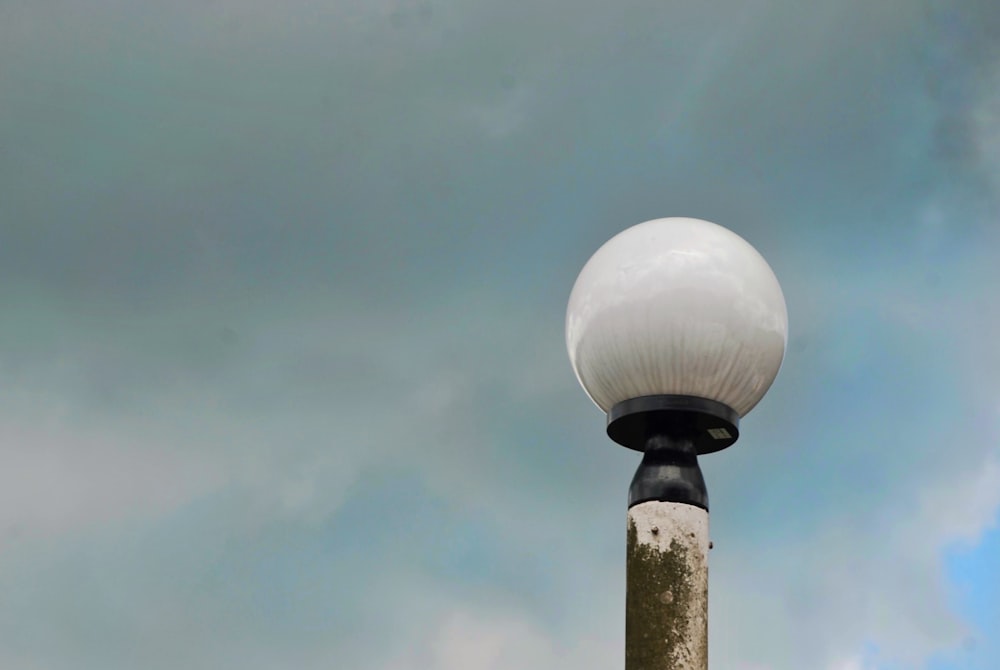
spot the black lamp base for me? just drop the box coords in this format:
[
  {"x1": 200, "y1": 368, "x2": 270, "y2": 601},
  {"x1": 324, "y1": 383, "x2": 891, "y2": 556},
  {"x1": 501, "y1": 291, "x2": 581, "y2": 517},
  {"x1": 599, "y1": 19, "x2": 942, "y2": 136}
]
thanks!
[{"x1": 606, "y1": 395, "x2": 740, "y2": 455}]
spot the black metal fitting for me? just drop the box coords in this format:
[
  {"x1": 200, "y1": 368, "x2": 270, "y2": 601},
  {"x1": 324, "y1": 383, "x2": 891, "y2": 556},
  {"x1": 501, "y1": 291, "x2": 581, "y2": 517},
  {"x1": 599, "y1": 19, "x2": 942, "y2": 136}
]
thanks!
[
  {"x1": 607, "y1": 395, "x2": 740, "y2": 455},
  {"x1": 628, "y1": 434, "x2": 708, "y2": 510},
  {"x1": 610, "y1": 395, "x2": 739, "y2": 510}
]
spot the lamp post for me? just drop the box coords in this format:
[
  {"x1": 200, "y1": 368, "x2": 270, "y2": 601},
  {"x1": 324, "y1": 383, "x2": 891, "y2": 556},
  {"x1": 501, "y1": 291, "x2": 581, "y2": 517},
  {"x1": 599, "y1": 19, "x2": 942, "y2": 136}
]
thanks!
[{"x1": 566, "y1": 218, "x2": 787, "y2": 670}]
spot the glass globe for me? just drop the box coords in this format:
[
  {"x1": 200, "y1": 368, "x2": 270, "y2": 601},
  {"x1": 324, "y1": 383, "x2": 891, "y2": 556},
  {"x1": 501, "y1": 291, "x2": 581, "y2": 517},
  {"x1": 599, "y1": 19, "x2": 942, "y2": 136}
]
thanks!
[{"x1": 566, "y1": 218, "x2": 787, "y2": 417}]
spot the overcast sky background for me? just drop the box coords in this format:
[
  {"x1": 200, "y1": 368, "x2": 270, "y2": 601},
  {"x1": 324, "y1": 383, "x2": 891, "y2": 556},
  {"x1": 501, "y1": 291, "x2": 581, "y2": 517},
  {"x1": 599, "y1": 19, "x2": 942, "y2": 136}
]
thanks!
[{"x1": 2, "y1": 1, "x2": 1000, "y2": 669}]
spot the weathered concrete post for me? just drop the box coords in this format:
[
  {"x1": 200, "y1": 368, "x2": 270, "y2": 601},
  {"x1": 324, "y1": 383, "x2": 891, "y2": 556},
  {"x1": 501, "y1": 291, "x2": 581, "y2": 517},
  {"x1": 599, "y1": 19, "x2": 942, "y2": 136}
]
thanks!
[
  {"x1": 565, "y1": 217, "x2": 788, "y2": 670},
  {"x1": 627, "y1": 500, "x2": 708, "y2": 670}
]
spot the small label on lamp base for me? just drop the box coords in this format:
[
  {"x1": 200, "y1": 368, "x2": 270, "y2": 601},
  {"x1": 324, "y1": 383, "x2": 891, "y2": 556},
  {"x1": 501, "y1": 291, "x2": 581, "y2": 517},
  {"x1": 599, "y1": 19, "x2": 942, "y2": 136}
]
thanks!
[{"x1": 707, "y1": 427, "x2": 731, "y2": 440}]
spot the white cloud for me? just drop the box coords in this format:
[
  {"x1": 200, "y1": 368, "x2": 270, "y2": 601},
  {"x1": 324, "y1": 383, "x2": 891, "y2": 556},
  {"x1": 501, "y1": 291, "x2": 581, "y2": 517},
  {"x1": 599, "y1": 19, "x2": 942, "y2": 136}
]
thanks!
[
  {"x1": 710, "y1": 450, "x2": 1000, "y2": 670},
  {"x1": 0, "y1": 392, "x2": 228, "y2": 545},
  {"x1": 383, "y1": 606, "x2": 617, "y2": 670},
  {"x1": 829, "y1": 658, "x2": 875, "y2": 670}
]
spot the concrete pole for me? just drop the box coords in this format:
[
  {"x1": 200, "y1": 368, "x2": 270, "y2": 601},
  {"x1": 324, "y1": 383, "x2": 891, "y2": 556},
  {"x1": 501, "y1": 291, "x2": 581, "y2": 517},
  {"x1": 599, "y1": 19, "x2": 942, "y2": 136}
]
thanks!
[{"x1": 625, "y1": 435, "x2": 709, "y2": 670}]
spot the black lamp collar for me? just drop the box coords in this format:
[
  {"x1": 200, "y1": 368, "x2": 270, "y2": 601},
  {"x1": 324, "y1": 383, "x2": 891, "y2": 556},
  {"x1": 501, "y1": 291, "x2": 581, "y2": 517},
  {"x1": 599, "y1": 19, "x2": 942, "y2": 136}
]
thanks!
[{"x1": 607, "y1": 394, "x2": 740, "y2": 455}]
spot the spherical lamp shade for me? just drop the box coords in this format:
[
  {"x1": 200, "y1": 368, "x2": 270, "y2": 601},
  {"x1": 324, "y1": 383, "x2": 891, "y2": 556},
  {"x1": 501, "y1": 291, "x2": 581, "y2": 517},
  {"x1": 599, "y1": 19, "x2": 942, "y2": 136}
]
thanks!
[{"x1": 566, "y1": 218, "x2": 787, "y2": 417}]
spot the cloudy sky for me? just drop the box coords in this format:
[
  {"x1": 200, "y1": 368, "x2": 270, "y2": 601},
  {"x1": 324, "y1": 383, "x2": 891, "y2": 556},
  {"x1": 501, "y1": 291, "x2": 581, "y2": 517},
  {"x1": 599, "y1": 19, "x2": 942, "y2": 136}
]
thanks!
[{"x1": 2, "y1": 0, "x2": 999, "y2": 668}]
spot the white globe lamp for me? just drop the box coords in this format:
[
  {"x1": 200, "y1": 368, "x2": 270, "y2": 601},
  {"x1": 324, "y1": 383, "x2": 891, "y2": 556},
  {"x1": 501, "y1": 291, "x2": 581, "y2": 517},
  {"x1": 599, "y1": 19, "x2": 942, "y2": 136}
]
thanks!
[
  {"x1": 566, "y1": 217, "x2": 787, "y2": 670},
  {"x1": 567, "y1": 217, "x2": 787, "y2": 452}
]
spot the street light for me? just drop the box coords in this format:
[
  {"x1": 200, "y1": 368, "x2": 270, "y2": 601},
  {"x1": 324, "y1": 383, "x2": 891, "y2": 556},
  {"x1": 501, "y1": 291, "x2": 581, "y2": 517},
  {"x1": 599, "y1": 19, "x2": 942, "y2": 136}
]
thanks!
[{"x1": 566, "y1": 217, "x2": 787, "y2": 670}]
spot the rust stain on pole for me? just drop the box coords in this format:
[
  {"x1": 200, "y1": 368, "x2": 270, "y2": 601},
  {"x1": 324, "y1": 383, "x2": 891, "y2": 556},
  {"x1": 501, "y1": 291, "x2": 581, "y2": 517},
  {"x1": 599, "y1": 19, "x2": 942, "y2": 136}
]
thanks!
[{"x1": 626, "y1": 502, "x2": 708, "y2": 670}]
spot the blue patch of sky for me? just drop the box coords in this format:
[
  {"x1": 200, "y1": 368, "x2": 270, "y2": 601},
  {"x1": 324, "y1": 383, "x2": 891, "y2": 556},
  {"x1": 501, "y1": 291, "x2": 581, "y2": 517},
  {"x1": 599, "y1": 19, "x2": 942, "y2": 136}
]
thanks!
[{"x1": 940, "y1": 521, "x2": 1000, "y2": 670}]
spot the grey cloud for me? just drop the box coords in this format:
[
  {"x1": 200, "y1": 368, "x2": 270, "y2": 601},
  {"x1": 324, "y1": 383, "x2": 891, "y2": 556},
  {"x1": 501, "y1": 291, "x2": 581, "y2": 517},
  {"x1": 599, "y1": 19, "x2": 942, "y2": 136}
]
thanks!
[{"x1": 0, "y1": 0, "x2": 948, "y2": 309}]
